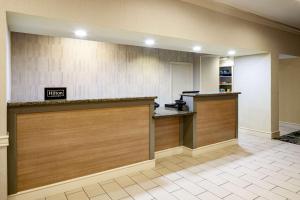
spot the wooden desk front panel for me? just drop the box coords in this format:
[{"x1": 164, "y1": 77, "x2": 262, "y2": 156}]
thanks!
[
  {"x1": 155, "y1": 117, "x2": 180, "y2": 151},
  {"x1": 16, "y1": 105, "x2": 150, "y2": 191},
  {"x1": 196, "y1": 96, "x2": 237, "y2": 147}
]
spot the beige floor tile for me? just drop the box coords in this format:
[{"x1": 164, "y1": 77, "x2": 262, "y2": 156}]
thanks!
[
  {"x1": 46, "y1": 193, "x2": 67, "y2": 200},
  {"x1": 90, "y1": 194, "x2": 112, "y2": 200},
  {"x1": 65, "y1": 188, "x2": 83, "y2": 196},
  {"x1": 119, "y1": 197, "x2": 134, "y2": 200},
  {"x1": 160, "y1": 161, "x2": 183, "y2": 171},
  {"x1": 174, "y1": 178, "x2": 205, "y2": 196},
  {"x1": 171, "y1": 189, "x2": 199, "y2": 200},
  {"x1": 147, "y1": 187, "x2": 177, "y2": 200},
  {"x1": 101, "y1": 182, "x2": 129, "y2": 200},
  {"x1": 246, "y1": 184, "x2": 286, "y2": 200},
  {"x1": 235, "y1": 166, "x2": 267, "y2": 179},
  {"x1": 197, "y1": 180, "x2": 231, "y2": 198},
  {"x1": 141, "y1": 169, "x2": 161, "y2": 179},
  {"x1": 264, "y1": 176, "x2": 300, "y2": 192},
  {"x1": 83, "y1": 183, "x2": 105, "y2": 198},
  {"x1": 155, "y1": 167, "x2": 182, "y2": 181},
  {"x1": 198, "y1": 170, "x2": 228, "y2": 186},
  {"x1": 152, "y1": 176, "x2": 180, "y2": 192},
  {"x1": 288, "y1": 178, "x2": 300, "y2": 187},
  {"x1": 130, "y1": 173, "x2": 158, "y2": 190},
  {"x1": 257, "y1": 168, "x2": 290, "y2": 181},
  {"x1": 124, "y1": 184, "x2": 153, "y2": 200},
  {"x1": 40, "y1": 130, "x2": 300, "y2": 200},
  {"x1": 66, "y1": 191, "x2": 89, "y2": 200},
  {"x1": 176, "y1": 169, "x2": 204, "y2": 183},
  {"x1": 221, "y1": 182, "x2": 258, "y2": 200},
  {"x1": 272, "y1": 186, "x2": 300, "y2": 200},
  {"x1": 279, "y1": 169, "x2": 300, "y2": 180},
  {"x1": 99, "y1": 179, "x2": 115, "y2": 185},
  {"x1": 240, "y1": 174, "x2": 275, "y2": 190},
  {"x1": 219, "y1": 173, "x2": 251, "y2": 188},
  {"x1": 115, "y1": 176, "x2": 135, "y2": 187},
  {"x1": 197, "y1": 191, "x2": 223, "y2": 200},
  {"x1": 165, "y1": 155, "x2": 184, "y2": 164},
  {"x1": 223, "y1": 194, "x2": 243, "y2": 200}
]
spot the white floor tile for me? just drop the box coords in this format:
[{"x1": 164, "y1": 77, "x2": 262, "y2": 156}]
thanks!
[
  {"x1": 124, "y1": 184, "x2": 153, "y2": 200},
  {"x1": 174, "y1": 178, "x2": 205, "y2": 196},
  {"x1": 221, "y1": 182, "x2": 258, "y2": 200},
  {"x1": 246, "y1": 184, "x2": 286, "y2": 200}
]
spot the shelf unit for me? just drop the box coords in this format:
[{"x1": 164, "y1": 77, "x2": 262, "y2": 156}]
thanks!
[{"x1": 219, "y1": 57, "x2": 234, "y2": 93}]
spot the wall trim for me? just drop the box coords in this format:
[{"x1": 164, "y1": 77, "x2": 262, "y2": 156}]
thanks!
[
  {"x1": 280, "y1": 121, "x2": 300, "y2": 129},
  {"x1": 0, "y1": 134, "x2": 9, "y2": 147},
  {"x1": 155, "y1": 146, "x2": 183, "y2": 159},
  {"x1": 239, "y1": 127, "x2": 280, "y2": 139},
  {"x1": 183, "y1": 139, "x2": 238, "y2": 157},
  {"x1": 8, "y1": 160, "x2": 155, "y2": 200}
]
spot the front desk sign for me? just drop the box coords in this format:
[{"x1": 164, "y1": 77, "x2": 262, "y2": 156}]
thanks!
[{"x1": 44, "y1": 87, "x2": 67, "y2": 100}]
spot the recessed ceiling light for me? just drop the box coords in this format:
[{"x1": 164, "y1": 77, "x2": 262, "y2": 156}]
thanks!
[
  {"x1": 74, "y1": 29, "x2": 87, "y2": 38},
  {"x1": 193, "y1": 46, "x2": 202, "y2": 52},
  {"x1": 145, "y1": 39, "x2": 155, "y2": 46},
  {"x1": 228, "y1": 50, "x2": 236, "y2": 56}
]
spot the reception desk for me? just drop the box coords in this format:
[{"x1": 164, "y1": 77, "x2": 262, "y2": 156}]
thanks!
[
  {"x1": 7, "y1": 97, "x2": 155, "y2": 194},
  {"x1": 183, "y1": 92, "x2": 240, "y2": 148},
  {"x1": 7, "y1": 93, "x2": 240, "y2": 195}
]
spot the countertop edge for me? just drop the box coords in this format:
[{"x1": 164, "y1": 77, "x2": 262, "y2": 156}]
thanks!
[
  {"x1": 8, "y1": 96, "x2": 157, "y2": 108},
  {"x1": 181, "y1": 92, "x2": 241, "y2": 97},
  {"x1": 153, "y1": 112, "x2": 195, "y2": 119}
]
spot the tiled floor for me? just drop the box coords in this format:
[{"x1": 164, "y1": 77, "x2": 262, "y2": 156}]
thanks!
[{"x1": 43, "y1": 130, "x2": 300, "y2": 200}]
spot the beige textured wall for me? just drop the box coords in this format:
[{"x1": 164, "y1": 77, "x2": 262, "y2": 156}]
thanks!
[
  {"x1": 279, "y1": 58, "x2": 300, "y2": 125},
  {"x1": 11, "y1": 32, "x2": 193, "y2": 105},
  {"x1": 2, "y1": 0, "x2": 300, "y2": 55}
]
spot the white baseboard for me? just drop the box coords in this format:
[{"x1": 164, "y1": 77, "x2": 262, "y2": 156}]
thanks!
[
  {"x1": 183, "y1": 139, "x2": 238, "y2": 157},
  {"x1": 8, "y1": 160, "x2": 155, "y2": 200},
  {"x1": 155, "y1": 146, "x2": 183, "y2": 159},
  {"x1": 0, "y1": 134, "x2": 9, "y2": 147},
  {"x1": 239, "y1": 127, "x2": 281, "y2": 139},
  {"x1": 280, "y1": 121, "x2": 300, "y2": 129}
]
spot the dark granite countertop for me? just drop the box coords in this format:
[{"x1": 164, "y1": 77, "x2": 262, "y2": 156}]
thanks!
[
  {"x1": 8, "y1": 96, "x2": 157, "y2": 108},
  {"x1": 153, "y1": 107, "x2": 195, "y2": 118},
  {"x1": 182, "y1": 92, "x2": 241, "y2": 97}
]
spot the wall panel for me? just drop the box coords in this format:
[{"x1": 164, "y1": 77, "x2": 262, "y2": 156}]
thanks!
[{"x1": 11, "y1": 32, "x2": 194, "y2": 105}]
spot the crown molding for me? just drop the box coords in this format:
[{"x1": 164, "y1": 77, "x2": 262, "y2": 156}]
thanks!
[{"x1": 182, "y1": 0, "x2": 300, "y2": 35}]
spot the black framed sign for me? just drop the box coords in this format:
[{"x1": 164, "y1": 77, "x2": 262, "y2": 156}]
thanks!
[{"x1": 44, "y1": 87, "x2": 67, "y2": 100}]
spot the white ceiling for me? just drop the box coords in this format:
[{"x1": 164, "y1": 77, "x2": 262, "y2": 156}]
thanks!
[
  {"x1": 7, "y1": 12, "x2": 264, "y2": 57},
  {"x1": 213, "y1": 0, "x2": 300, "y2": 29}
]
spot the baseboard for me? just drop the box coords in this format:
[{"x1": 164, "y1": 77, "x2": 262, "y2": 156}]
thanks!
[
  {"x1": 239, "y1": 127, "x2": 281, "y2": 139},
  {"x1": 0, "y1": 134, "x2": 9, "y2": 147},
  {"x1": 155, "y1": 146, "x2": 183, "y2": 159},
  {"x1": 280, "y1": 121, "x2": 300, "y2": 129},
  {"x1": 8, "y1": 160, "x2": 155, "y2": 200},
  {"x1": 239, "y1": 127, "x2": 270, "y2": 138},
  {"x1": 183, "y1": 139, "x2": 238, "y2": 157}
]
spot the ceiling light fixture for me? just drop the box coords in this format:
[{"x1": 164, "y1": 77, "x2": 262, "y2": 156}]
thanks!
[
  {"x1": 144, "y1": 39, "x2": 155, "y2": 46},
  {"x1": 74, "y1": 29, "x2": 87, "y2": 38},
  {"x1": 193, "y1": 46, "x2": 202, "y2": 52},
  {"x1": 228, "y1": 50, "x2": 236, "y2": 56}
]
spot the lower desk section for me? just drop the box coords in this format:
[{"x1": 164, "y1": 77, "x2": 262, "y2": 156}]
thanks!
[
  {"x1": 155, "y1": 117, "x2": 180, "y2": 151},
  {"x1": 7, "y1": 97, "x2": 155, "y2": 194},
  {"x1": 196, "y1": 95, "x2": 237, "y2": 147},
  {"x1": 183, "y1": 93, "x2": 240, "y2": 148}
]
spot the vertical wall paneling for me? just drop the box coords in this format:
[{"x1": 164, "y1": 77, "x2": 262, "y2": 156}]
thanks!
[{"x1": 11, "y1": 32, "x2": 194, "y2": 105}]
